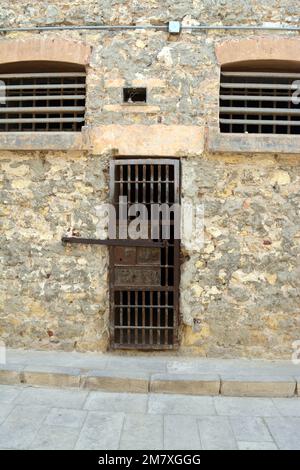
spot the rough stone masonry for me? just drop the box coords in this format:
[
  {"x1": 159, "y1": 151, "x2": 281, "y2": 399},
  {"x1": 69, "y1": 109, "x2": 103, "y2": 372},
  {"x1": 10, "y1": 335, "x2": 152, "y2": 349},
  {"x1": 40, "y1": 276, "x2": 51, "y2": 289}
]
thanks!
[{"x1": 0, "y1": 0, "x2": 300, "y2": 358}]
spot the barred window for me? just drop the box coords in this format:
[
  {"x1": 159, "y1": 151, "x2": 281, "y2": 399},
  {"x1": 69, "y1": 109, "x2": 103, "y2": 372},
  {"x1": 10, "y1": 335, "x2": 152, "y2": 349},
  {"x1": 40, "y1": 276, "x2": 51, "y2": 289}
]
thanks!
[
  {"x1": 0, "y1": 61, "x2": 86, "y2": 132},
  {"x1": 219, "y1": 62, "x2": 300, "y2": 135}
]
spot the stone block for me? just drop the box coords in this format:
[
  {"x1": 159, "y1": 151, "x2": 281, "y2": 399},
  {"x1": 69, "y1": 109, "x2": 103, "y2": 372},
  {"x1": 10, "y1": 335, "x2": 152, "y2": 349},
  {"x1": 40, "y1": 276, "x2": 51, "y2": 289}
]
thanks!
[
  {"x1": 82, "y1": 370, "x2": 149, "y2": 393},
  {"x1": 150, "y1": 373, "x2": 220, "y2": 395},
  {"x1": 221, "y1": 375, "x2": 296, "y2": 397},
  {"x1": 23, "y1": 366, "x2": 81, "y2": 388},
  {"x1": 0, "y1": 365, "x2": 23, "y2": 385}
]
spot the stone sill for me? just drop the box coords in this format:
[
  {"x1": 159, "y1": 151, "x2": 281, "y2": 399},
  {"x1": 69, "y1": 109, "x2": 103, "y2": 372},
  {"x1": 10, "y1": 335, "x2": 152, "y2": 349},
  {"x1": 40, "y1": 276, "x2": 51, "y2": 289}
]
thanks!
[
  {"x1": 207, "y1": 127, "x2": 300, "y2": 154},
  {"x1": 0, "y1": 131, "x2": 88, "y2": 151}
]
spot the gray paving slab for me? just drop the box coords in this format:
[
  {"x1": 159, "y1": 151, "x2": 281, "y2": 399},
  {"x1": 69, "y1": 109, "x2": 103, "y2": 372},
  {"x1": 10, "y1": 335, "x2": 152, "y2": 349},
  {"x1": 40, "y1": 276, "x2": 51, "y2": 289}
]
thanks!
[
  {"x1": 230, "y1": 416, "x2": 273, "y2": 442},
  {"x1": 45, "y1": 408, "x2": 87, "y2": 428},
  {"x1": 28, "y1": 425, "x2": 80, "y2": 450},
  {"x1": 84, "y1": 391, "x2": 148, "y2": 414},
  {"x1": 214, "y1": 396, "x2": 280, "y2": 417},
  {"x1": 198, "y1": 416, "x2": 237, "y2": 450},
  {"x1": 148, "y1": 394, "x2": 216, "y2": 416},
  {"x1": 0, "y1": 404, "x2": 14, "y2": 425},
  {"x1": 164, "y1": 415, "x2": 201, "y2": 450},
  {"x1": 119, "y1": 414, "x2": 163, "y2": 450},
  {"x1": 75, "y1": 411, "x2": 124, "y2": 450},
  {"x1": 14, "y1": 386, "x2": 88, "y2": 409},
  {"x1": 272, "y1": 397, "x2": 300, "y2": 416},
  {"x1": 237, "y1": 441, "x2": 278, "y2": 450},
  {"x1": 0, "y1": 405, "x2": 50, "y2": 449},
  {"x1": 264, "y1": 417, "x2": 300, "y2": 450},
  {"x1": 0, "y1": 385, "x2": 22, "y2": 403}
]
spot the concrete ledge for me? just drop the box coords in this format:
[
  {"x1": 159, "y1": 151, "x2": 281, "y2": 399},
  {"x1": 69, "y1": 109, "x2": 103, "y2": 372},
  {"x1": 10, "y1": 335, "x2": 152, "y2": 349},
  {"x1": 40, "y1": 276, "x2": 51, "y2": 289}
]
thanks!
[
  {"x1": 82, "y1": 370, "x2": 149, "y2": 393},
  {"x1": 207, "y1": 127, "x2": 300, "y2": 155},
  {"x1": 0, "y1": 365, "x2": 23, "y2": 385},
  {"x1": 23, "y1": 366, "x2": 81, "y2": 388},
  {"x1": 221, "y1": 375, "x2": 296, "y2": 397},
  {"x1": 0, "y1": 132, "x2": 87, "y2": 151},
  {"x1": 0, "y1": 360, "x2": 298, "y2": 397},
  {"x1": 150, "y1": 373, "x2": 220, "y2": 395}
]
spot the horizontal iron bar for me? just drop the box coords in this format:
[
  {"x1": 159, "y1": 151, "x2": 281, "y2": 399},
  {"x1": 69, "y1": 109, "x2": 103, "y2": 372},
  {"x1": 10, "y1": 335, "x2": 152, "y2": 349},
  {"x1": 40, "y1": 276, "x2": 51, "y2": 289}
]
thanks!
[
  {"x1": 115, "y1": 326, "x2": 174, "y2": 330},
  {"x1": 1, "y1": 84, "x2": 86, "y2": 90},
  {"x1": 221, "y1": 71, "x2": 300, "y2": 78},
  {"x1": 220, "y1": 118, "x2": 300, "y2": 125},
  {"x1": 62, "y1": 236, "x2": 165, "y2": 247},
  {"x1": 220, "y1": 106, "x2": 300, "y2": 115},
  {"x1": 1, "y1": 95, "x2": 86, "y2": 102},
  {"x1": 0, "y1": 106, "x2": 85, "y2": 113},
  {"x1": 0, "y1": 72, "x2": 86, "y2": 78},
  {"x1": 112, "y1": 343, "x2": 175, "y2": 350},
  {"x1": 220, "y1": 95, "x2": 298, "y2": 102},
  {"x1": 0, "y1": 117, "x2": 84, "y2": 123},
  {"x1": 0, "y1": 24, "x2": 300, "y2": 33},
  {"x1": 221, "y1": 83, "x2": 297, "y2": 90}
]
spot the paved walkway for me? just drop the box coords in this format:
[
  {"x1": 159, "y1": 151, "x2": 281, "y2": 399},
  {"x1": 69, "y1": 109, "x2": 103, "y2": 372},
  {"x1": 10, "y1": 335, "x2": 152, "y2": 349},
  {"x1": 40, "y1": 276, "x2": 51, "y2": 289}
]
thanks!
[
  {"x1": 0, "y1": 383, "x2": 300, "y2": 450},
  {"x1": 1, "y1": 349, "x2": 300, "y2": 397}
]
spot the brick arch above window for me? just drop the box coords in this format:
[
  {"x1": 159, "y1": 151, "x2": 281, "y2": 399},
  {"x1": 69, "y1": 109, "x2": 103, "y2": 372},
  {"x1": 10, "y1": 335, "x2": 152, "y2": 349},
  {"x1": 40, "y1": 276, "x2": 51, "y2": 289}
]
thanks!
[
  {"x1": 215, "y1": 37, "x2": 300, "y2": 66},
  {"x1": 0, "y1": 37, "x2": 91, "y2": 66}
]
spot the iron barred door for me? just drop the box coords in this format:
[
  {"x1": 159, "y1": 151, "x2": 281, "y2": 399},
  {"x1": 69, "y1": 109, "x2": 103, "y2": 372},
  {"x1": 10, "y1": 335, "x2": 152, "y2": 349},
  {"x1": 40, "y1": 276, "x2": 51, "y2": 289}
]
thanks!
[{"x1": 109, "y1": 159, "x2": 180, "y2": 350}]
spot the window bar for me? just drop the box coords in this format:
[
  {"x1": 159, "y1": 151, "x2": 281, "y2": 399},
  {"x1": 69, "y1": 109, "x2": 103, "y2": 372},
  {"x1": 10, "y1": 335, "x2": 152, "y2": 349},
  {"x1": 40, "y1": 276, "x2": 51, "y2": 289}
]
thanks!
[
  {"x1": 127, "y1": 163, "x2": 131, "y2": 207},
  {"x1": 134, "y1": 291, "x2": 138, "y2": 345},
  {"x1": 259, "y1": 86, "x2": 262, "y2": 134},
  {"x1": 142, "y1": 291, "x2": 146, "y2": 345},
  {"x1": 288, "y1": 87, "x2": 291, "y2": 135},
  {"x1": 150, "y1": 290, "x2": 153, "y2": 345},
  {"x1": 127, "y1": 292, "x2": 130, "y2": 345},
  {"x1": 157, "y1": 292, "x2": 161, "y2": 345},
  {"x1": 120, "y1": 291, "x2": 124, "y2": 345},
  {"x1": 18, "y1": 77, "x2": 23, "y2": 132}
]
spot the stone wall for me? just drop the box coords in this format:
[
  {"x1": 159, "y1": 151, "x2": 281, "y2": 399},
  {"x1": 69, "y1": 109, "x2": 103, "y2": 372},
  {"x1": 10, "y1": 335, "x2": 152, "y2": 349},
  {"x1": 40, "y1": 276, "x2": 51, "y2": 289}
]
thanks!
[{"x1": 0, "y1": 1, "x2": 300, "y2": 357}]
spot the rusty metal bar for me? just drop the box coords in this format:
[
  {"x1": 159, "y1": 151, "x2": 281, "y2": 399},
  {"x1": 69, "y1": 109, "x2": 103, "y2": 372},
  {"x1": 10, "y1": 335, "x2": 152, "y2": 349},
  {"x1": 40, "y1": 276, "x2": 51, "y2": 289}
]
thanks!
[
  {"x1": 62, "y1": 236, "x2": 164, "y2": 247},
  {"x1": 0, "y1": 106, "x2": 85, "y2": 113}
]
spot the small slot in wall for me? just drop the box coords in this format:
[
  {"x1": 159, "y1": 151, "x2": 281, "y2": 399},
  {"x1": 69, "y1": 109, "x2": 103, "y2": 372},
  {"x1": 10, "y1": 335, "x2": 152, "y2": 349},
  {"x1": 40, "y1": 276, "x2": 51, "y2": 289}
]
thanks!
[{"x1": 123, "y1": 87, "x2": 147, "y2": 104}]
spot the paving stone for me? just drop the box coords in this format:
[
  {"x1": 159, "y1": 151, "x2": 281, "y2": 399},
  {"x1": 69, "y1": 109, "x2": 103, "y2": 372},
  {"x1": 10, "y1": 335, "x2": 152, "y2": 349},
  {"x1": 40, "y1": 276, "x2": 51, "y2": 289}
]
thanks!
[
  {"x1": 0, "y1": 404, "x2": 14, "y2": 425},
  {"x1": 221, "y1": 375, "x2": 296, "y2": 397},
  {"x1": 45, "y1": 408, "x2": 87, "y2": 428},
  {"x1": 148, "y1": 394, "x2": 215, "y2": 416},
  {"x1": 15, "y1": 387, "x2": 88, "y2": 409},
  {"x1": 272, "y1": 397, "x2": 300, "y2": 416},
  {"x1": 198, "y1": 416, "x2": 237, "y2": 450},
  {"x1": 75, "y1": 411, "x2": 124, "y2": 450},
  {"x1": 28, "y1": 425, "x2": 79, "y2": 450},
  {"x1": 119, "y1": 414, "x2": 163, "y2": 450},
  {"x1": 0, "y1": 405, "x2": 49, "y2": 449},
  {"x1": 230, "y1": 417, "x2": 273, "y2": 442},
  {"x1": 0, "y1": 385, "x2": 22, "y2": 403},
  {"x1": 83, "y1": 370, "x2": 149, "y2": 393},
  {"x1": 84, "y1": 391, "x2": 148, "y2": 413},
  {"x1": 23, "y1": 366, "x2": 81, "y2": 388},
  {"x1": 150, "y1": 374, "x2": 220, "y2": 396},
  {"x1": 265, "y1": 417, "x2": 300, "y2": 450},
  {"x1": 214, "y1": 397, "x2": 280, "y2": 417},
  {"x1": 237, "y1": 441, "x2": 278, "y2": 450},
  {"x1": 164, "y1": 415, "x2": 201, "y2": 450}
]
